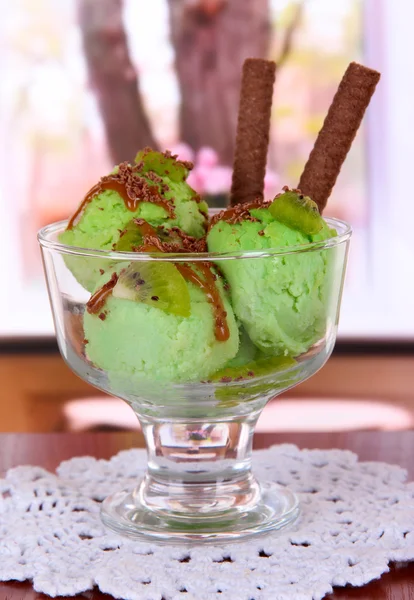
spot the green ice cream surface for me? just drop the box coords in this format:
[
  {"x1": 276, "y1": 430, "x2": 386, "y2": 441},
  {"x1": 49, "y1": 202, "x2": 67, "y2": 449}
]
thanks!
[
  {"x1": 59, "y1": 151, "x2": 208, "y2": 291},
  {"x1": 207, "y1": 202, "x2": 336, "y2": 356},
  {"x1": 83, "y1": 266, "x2": 239, "y2": 384}
]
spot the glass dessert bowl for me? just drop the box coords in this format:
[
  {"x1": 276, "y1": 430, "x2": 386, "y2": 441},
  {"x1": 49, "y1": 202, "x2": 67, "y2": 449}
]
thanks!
[{"x1": 38, "y1": 217, "x2": 351, "y2": 544}]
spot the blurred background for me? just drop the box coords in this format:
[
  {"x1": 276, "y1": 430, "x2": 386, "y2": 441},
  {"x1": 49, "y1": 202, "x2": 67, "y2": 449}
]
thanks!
[{"x1": 0, "y1": 0, "x2": 413, "y2": 435}]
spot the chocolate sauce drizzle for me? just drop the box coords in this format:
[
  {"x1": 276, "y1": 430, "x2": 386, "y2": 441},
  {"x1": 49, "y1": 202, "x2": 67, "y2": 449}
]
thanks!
[
  {"x1": 67, "y1": 163, "x2": 175, "y2": 230},
  {"x1": 123, "y1": 224, "x2": 226, "y2": 337},
  {"x1": 87, "y1": 222, "x2": 228, "y2": 341},
  {"x1": 86, "y1": 272, "x2": 119, "y2": 315},
  {"x1": 176, "y1": 263, "x2": 229, "y2": 342}
]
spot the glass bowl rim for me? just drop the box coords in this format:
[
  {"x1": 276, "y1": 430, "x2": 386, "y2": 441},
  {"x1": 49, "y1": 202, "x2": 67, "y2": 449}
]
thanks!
[{"x1": 38, "y1": 217, "x2": 351, "y2": 261}]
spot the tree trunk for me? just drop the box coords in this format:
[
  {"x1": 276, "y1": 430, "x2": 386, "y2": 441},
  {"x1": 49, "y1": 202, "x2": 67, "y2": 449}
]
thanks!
[
  {"x1": 78, "y1": 0, "x2": 157, "y2": 164},
  {"x1": 168, "y1": 0, "x2": 271, "y2": 166}
]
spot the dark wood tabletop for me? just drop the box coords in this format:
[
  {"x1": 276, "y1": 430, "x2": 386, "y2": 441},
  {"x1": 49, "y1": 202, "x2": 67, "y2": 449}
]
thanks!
[{"x1": 0, "y1": 431, "x2": 413, "y2": 599}]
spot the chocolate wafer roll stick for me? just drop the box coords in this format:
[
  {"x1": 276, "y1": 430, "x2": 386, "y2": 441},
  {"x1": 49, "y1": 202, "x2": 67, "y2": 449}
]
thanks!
[
  {"x1": 230, "y1": 58, "x2": 276, "y2": 206},
  {"x1": 298, "y1": 62, "x2": 380, "y2": 213}
]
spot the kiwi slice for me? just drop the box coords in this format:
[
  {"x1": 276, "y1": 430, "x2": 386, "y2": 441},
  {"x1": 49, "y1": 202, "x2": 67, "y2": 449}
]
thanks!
[
  {"x1": 115, "y1": 220, "x2": 190, "y2": 252},
  {"x1": 113, "y1": 262, "x2": 191, "y2": 317},
  {"x1": 157, "y1": 228, "x2": 188, "y2": 248},
  {"x1": 115, "y1": 220, "x2": 144, "y2": 252},
  {"x1": 269, "y1": 190, "x2": 324, "y2": 235},
  {"x1": 211, "y1": 354, "x2": 296, "y2": 383},
  {"x1": 134, "y1": 149, "x2": 189, "y2": 183},
  {"x1": 212, "y1": 355, "x2": 298, "y2": 408}
]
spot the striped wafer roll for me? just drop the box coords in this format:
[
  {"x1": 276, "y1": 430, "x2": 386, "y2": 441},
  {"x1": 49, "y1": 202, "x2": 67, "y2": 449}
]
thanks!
[
  {"x1": 298, "y1": 62, "x2": 380, "y2": 213},
  {"x1": 230, "y1": 58, "x2": 276, "y2": 206}
]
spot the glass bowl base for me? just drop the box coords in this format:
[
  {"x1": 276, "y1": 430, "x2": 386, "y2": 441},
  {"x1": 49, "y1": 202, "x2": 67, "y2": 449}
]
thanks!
[{"x1": 101, "y1": 481, "x2": 300, "y2": 544}]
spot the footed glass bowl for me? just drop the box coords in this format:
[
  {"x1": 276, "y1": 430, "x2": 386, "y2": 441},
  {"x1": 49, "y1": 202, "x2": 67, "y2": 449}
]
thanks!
[{"x1": 38, "y1": 217, "x2": 351, "y2": 544}]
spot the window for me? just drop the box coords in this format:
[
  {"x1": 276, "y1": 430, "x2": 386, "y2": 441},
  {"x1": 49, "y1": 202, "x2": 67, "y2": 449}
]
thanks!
[{"x1": 0, "y1": 0, "x2": 412, "y2": 338}]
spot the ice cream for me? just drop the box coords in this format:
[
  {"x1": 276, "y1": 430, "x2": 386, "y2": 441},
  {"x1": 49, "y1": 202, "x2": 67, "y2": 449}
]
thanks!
[
  {"x1": 58, "y1": 151, "x2": 238, "y2": 385},
  {"x1": 207, "y1": 189, "x2": 336, "y2": 356},
  {"x1": 83, "y1": 260, "x2": 239, "y2": 384},
  {"x1": 61, "y1": 177, "x2": 339, "y2": 387},
  {"x1": 79, "y1": 186, "x2": 336, "y2": 387},
  {"x1": 59, "y1": 149, "x2": 208, "y2": 290},
  {"x1": 57, "y1": 59, "x2": 380, "y2": 386}
]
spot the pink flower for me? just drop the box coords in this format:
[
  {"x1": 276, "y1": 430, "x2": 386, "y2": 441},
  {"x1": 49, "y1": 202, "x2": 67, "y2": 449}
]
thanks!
[
  {"x1": 189, "y1": 164, "x2": 232, "y2": 195},
  {"x1": 203, "y1": 166, "x2": 233, "y2": 195},
  {"x1": 189, "y1": 166, "x2": 209, "y2": 194},
  {"x1": 169, "y1": 142, "x2": 195, "y2": 163},
  {"x1": 186, "y1": 170, "x2": 201, "y2": 191},
  {"x1": 264, "y1": 169, "x2": 280, "y2": 200},
  {"x1": 170, "y1": 141, "x2": 280, "y2": 198},
  {"x1": 197, "y1": 146, "x2": 219, "y2": 168}
]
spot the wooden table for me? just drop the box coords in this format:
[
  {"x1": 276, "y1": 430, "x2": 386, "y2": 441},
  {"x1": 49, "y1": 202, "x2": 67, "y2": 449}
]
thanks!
[{"x1": 0, "y1": 432, "x2": 413, "y2": 599}]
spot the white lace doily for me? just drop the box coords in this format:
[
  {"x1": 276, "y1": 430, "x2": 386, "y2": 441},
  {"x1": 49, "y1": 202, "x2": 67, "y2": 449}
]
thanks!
[{"x1": 1, "y1": 444, "x2": 414, "y2": 600}]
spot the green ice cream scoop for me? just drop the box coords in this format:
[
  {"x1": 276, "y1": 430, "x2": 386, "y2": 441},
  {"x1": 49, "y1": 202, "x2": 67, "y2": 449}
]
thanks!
[
  {"x1": 83, "y1": 263, "x2": 239, "y2": 384},
  {"x1": 59, "y1": 149, "x2": 208, "y2": 291},
  {"x1": 207, "y1": 190, "x2": 337, "y2": 356}
]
